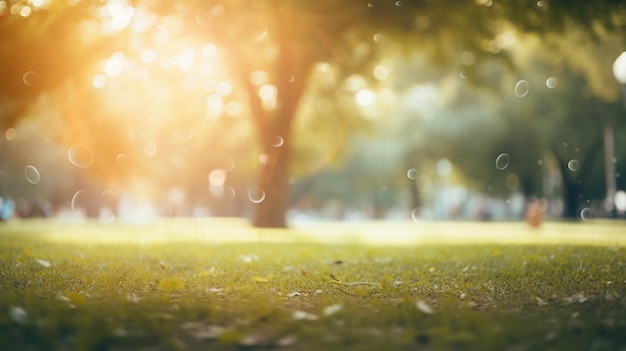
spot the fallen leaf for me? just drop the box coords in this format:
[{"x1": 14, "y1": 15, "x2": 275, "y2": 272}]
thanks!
[
  {"x1": 276, "y1": 334, "x2": 298, "y2": 347},
  {"x1": 9, "y1": 306, "x2": 29, "y2": 325},
  {"x1": 181, "y1": 322, "x2": 225, "y2": 340},
  {"x1": 287, "y1": 291, "x2": 301, "y2": 298},
  {"x1": 127, "y1": 293, "x2": 141, "y2": 303},
  {"x1": 239, "y1": 334, "x2": 262, "y2": 347},
  {"x1": 239, "y1": 255, "x2": 258, "y2": 263},
  {"x1": 36, "y1": 259, "x2": 51, "y2": 267},
  {"x1": 293, "y1": 310, "x2": 319, "y2": 321},
  {"x1": 323, "y1": 304, "x2": 342, "y2": 317},
  {"x1": 564, "y1": 293, "x2": 589, "y2": 304},
  {"x1": 416, "y1": 300, "x2": 435, "y2": 314},
  {"x1": 535, "y1": 296, "x2": 548, "y2": 306}
]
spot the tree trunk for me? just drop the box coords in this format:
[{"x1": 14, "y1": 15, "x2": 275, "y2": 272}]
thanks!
[
  {"x1": 561, "y1": 177, "x2": 584, "y2": 219},
  {"x1": 247, "y1": 47, "x2": 315, "y2": 228},
  {"x1": 251, "y1": 138, "x2": 291, "y2": 228}
]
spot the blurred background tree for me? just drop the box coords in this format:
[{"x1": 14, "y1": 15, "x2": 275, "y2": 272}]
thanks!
[{"x1": 1, "y1": 0, "x2": 626, "y2": 226}]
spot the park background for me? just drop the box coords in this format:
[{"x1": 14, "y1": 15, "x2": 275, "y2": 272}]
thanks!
[{"x1": 2, "y1": 0, "x2": 626, "y2": 228}]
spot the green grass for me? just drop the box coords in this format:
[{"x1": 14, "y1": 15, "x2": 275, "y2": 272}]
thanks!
[{"x1": 1, "y1": 220, "x2": 626, "y2": 351}]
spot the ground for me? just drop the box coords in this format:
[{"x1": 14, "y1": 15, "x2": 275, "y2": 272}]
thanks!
[{"x1": 1, "y1": 219, "x2": 625, "y2": 350}]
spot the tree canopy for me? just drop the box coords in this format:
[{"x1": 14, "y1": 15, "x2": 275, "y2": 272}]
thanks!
[{"x1": 2, "y1": 0, "x2": 626, "y2": 225}]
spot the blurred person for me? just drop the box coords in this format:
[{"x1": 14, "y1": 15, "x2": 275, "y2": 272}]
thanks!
[{"x1": 525, "y1": 197, "x2": 546, "y2": 228}]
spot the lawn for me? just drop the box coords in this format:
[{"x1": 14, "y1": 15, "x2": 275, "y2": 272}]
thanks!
[{"x1": 1, "y1": 219, "x2": 625, "y2": 351}]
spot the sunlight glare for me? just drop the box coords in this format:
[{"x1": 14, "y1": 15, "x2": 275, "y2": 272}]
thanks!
[
  {"x1": 202, "y1": 44, "x2": 217, "y2": 58},
  {"x1": 216, "y1": 81, "x2": 233, "y2": 96},
  {"x1": 250, "y1": 70, "x2": 269, "y2": 85},
  {"x1": 92, "y1": 74, "x2": 107, "y2": 88},
  {"x1": 19, "y1": 5, "x2": 31, "y2": 17},
  {"x1": 176, "y1": 49, "x2": 195, "y2": 71},
  {"x1": 356, "y1": 89, "x2": 376, "y2": 106},
  {"x1": 103, "y1": 52, "x2": 127, "y2": 77},
  {"x1": 100, "y1": 0, "x2": 135, "y2": 33},
  {"x1": 206, "y1": 94, "x2": 225, "y2": 118},
  {"x1": 29, "y1": 0, "x2": 47, "y2": 8},
  {"x1": 209, "y1": 169, "x2": 227, "y2": 187},
  {"x1": 225, "y1": 101, "x2": 242, "y2": 116},
  {"x1": 259, "y1": 84, "x2": 277, "y2": 109},
  {"x1": 345, "y1": 74, "x2": 365, "y2": 91},
  {"x1": 140, "y1": 49, "x2": 156, "y2": 64},
  {"x1": 373, "y1": 64, "x2": 389, "y2": 80}
]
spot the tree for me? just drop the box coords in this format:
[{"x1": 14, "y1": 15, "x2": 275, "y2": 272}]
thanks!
[{"x1": 3, "y1": 0, "x2": 626, "y2": 227}]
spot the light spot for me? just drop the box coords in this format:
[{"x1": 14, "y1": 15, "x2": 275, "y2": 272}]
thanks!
[
  {"x1": 356, "y1": 89, "x2": 376, "y2": 106},
  {"x1": 71, "y1": 190, "x2": 85, "y2": 212},
  {"x1": 411, "y1": 208, "x2": 420, "y2": 222},
  {"x1": 259, "y1": 84, "x2": 277, "y2": 100},
  {"x1": 373, "y1": 65, "x2": 389, "y2": 80},
  {"x1": 495, "y1": 153, "x2": 510, "y2": 170},
  {"x1": 248, "y1": 186, "x2": 266, "y2": 204},
  {"x1": 567, "y1": 159, "x2": 579, "y2": 172},
  {"x1": 206, "y1": 94, "x2": 224, "y2": 118},
  {"x1": 5, "y1": 128, "x2": 16, "y2": 141},
  {"x1": 143, "y1": 142, "x2": 158, "y2": 157},
  {"x1": 202, "y1": 44, "x2": 217, "y2": 58},
  {"x1": 215, "y1": 81, "x2": 233, "y2": 96},
  {"x1": 92, "y1": 74, "x2": 106, "y2": 89},
  {"x1": 99, "y1": 207, "x2": 116, "y2": 223},
  {"x1": 209, "y1": 169, "x2": 227, "y2": 187},
  {"x1": 24, "y1": 165, "x2": 40, "y2": 184},
  {"x1": 345, "y1": 75, "x2": 365, "y2": 91},
  {"x1": 31, "y1": 0, "x2": 47, "y2": 8},
  {"x1": 580, "y1": 207, "x2": 592, "y2": 220},
  {"x1": 461, "y1": 51, "x2": 475, "y2": 66},
  {"x1": 407, "y1": 168, "x2": 418, "y2": 180},
  {"x1": 546, "y1": 77, "x2": 558, "y2": 89},
  {"x1": 22, "y1": 71, "x2": 38, "y2": 86},
  {"x1": 19, "y1": 5, "x2": 31, "y2": 17},
  {"x1": 249, "y1": 70, "x2": 268, "y2": 85},
  {"x1": 373, "y1": 33, "x2": 384, "y2": 42},
  {"x1": 272, "y1": 136, "x2": 284, "y2": 147},
  {"x1": 116, "y1": 154, "x2": 127, "y2": 165},
  {"x1": 140, "y1": 49, "x2": 156, "y2": 64},
  {"x1": 68, "y1": 144, "x2": 94, "y2": 168},
  {"x1": 223, "y1": 101, "x2": 240, "y2": 116},
  {"x1": 176, "y1": 49, "x2": 195, "y2": 71},
  {"x1": 437, "y1": 158, "x2": 452, "y2": 177},
  {"x1": 103, "y1": 52, "x2": 127, "y2": 78},
  {"x1": 170, "y1": 154, "x2": 184, "y2": 169},
  {"x1": 514, "y1": 80, "x2": 529, "y2": 97}
]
